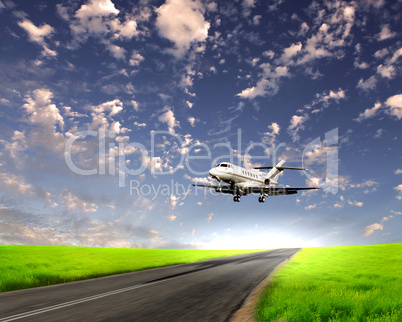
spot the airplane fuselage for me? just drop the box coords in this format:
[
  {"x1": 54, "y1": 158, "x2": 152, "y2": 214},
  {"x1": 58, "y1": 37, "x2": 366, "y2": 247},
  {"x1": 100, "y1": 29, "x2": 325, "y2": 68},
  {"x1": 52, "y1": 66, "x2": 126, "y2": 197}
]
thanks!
[{"x1": 209, "y1": 162, "x2": 279, "y2": 188}]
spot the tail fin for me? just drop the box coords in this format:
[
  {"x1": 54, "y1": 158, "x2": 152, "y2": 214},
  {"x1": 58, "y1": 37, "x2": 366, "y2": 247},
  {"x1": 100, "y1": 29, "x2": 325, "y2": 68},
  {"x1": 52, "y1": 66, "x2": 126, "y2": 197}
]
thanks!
[{"x1": 266, "y1": 160, "x2": 286, "y2": 184}]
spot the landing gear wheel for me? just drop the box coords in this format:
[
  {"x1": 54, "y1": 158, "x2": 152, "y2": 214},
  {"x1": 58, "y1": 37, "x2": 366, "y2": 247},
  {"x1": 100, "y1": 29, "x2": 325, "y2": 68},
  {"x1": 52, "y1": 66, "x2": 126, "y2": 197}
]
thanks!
[
  {"x1": 233, "y1": 196, "x2": 241, "y2": 202},
  {"x1": 258, "y1": 196, "x2": 266, "y2": 203}
]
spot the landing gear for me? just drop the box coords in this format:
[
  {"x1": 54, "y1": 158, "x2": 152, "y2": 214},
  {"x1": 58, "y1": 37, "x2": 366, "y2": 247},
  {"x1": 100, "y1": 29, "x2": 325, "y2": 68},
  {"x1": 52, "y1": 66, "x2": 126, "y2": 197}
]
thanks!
[
  {"x1": 258, "y1": 196, "x2": 266, "y2": 203},
  {"x1": 233, "y1": 195, "x2": 241, "y2": 202}
]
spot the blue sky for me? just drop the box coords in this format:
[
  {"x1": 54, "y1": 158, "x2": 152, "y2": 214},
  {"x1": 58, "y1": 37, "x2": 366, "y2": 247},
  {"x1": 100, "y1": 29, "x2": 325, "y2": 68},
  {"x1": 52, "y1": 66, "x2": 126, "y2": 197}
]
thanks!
[{"x1": 0, "y1": 0, "x2": 401, "y2": 249}]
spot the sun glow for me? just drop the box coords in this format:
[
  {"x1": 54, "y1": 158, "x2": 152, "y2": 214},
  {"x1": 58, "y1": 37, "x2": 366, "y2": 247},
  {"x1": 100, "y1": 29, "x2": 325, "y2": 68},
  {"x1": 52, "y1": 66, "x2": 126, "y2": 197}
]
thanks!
[{"x1": 200, "y1": 233, "x2": 321, "y2": 250}]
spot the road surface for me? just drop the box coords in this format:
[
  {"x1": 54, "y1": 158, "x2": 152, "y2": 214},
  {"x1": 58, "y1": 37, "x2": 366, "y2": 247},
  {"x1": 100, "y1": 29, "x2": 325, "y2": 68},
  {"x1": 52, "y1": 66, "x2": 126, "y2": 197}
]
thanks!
[{"x1": 0, "y1": 248, "x2": 299, "y2": 321}]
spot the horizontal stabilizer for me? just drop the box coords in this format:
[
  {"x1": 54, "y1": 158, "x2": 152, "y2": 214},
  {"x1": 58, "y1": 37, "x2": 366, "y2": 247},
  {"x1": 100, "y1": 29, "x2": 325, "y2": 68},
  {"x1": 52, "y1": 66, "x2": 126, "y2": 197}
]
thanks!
[{"x1": 254, "y1": 166, "x2": 307, "y2": 171}]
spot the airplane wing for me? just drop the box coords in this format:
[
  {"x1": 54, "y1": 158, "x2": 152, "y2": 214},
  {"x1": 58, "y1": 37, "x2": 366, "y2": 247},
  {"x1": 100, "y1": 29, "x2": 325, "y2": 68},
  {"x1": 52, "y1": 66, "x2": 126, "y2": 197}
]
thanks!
[
  {"x1": 192, "y1": 184, "x2": 235, "y2": 193},
  {"x1": 192, "y1": 184, "x2": 220, "y2": 188},
  {"x1": 253, "y1": 166, "x2": 306, "y2": 170},
  {"x1": 193, "y1": 184, "x2": 319, "y2": 196},
  {"x1": 248, "y1": 186, "x2": 319, "y2": 195}
]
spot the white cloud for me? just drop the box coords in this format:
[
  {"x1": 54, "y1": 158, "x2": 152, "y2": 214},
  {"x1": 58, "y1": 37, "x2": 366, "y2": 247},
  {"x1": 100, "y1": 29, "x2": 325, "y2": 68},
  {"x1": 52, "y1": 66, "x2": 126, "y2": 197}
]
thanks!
[
  {"x1": 159, "y1": 107, "x2": 179, "y2": 133},
  {"x1": 377, "y1": 64, "x2": 395, "y2": 79},
  {"x1": 0, "y1": 172, "x2": 33, "y2": 195},
  {"x1": 68, "y1": 0, "x2": 139, "y2": 60},
  {"x1": 376, "y1": 24, "x2": 396, "y2": 41},
  {"x1": 72, "y1": 0, "x2": 119, "y2": 35},
  {"x1": 170, "y1": 194, "x2": 178, "y2": 209},
  {"x1": 394, "y1": 184, "x2": 402, "y2": 200},
  {"x1": 18, "y1": 19, "x2": 54, "y2": 44},
  {"x1": 133, "y1": 121, "x2": 146, "y2": 128},
  {"x1": 305, "y1": 88, "x2": 346, "y2": 111},
  {"x1": 236, "y1": 64, "x2": 289, "y2": 99},
  {"x1": 374, "y1": 128, "x2": 383, "y2": 138},
  {"x1": 206, "y1": 212, "x2": 214, "y2": 223},
  {"x1": 354, "y1": 102, "x2": 382, "y2": 122},
  {"x1": 167, "y1": 214, "x2": 177, "y2": 221},
  {"x1": 18, "y1": 19, "x2": 55, "y2": 57},
  {"x1": 155, "y1": 0, "x2": 210, "y2": 58},
  {"x1": 185, "y1": 100, "x2": 193, "y2": 109},
  {"x1": 92, "y1": 99, "x2": 123, "y2": 116},
  {"x1": 298, "y1": 22, "x2": 309, "y2": 36},
  {"x1": 22, "y1": 89, "x2": 66, "y2": 152},
  {"x1": 385, "y1": 94, "x2": 402, "y2": 120},
  {"x1": 348, "y1": 200, "x2": 363, "y2": 207},
  {"x1": 395, "y1": 169, "x2": 402, "y2": 175},
  {"x1": 131, "y1": 100, "x2": 139, "y2": 111},
  {"x1": 262, "y1": 50, "x2": 275, "y2": 59},
  {"x1": 279, "y1": 42, "x2": 302, "y2": 63},
  {"x1": 356, "y1": 76, "x2": 377, "y2": 91},
  {"x1": 242, "y1": 0, "x2": 255, "y2": 8},
  {"x1": 188, "y1": 117, "x2": 196, "y2": 127},
  {"x1": 61, "y1": 191, "x2": 98, "y2": 214},
  {"x1": 288, "y1": 114, "x2": 308, "y2": 141},
  {"x1": 363, "y1": 222, "x2": 384, "y2": 236},
  {"x1": 333, "y1": 202, "x2": 344, "y2": 208},
  {"x1": 262, "y1": 122, "x2": 280, "y2": 145},
  {"x1": 374, "y1": 48, "x2": 389, "y2": 59},
  {"x1": 305, "y1": 204, "x2": 316, "y2": 210},
  {"x1": 389, "y1": 47, "x2": 402, "y2": 65},
  {"x1": 364, "y1": 210, "x2": 401, "y2": 237},
  {"x1": 106, "y1": 43, "x2": 125, "y2": 60},
  {"x1": 129, "y1": 51, "x2": 144, "y2": 67}
]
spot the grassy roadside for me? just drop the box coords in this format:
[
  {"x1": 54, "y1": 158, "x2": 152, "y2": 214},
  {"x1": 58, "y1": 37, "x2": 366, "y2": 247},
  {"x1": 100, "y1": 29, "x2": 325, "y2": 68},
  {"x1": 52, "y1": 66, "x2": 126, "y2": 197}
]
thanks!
[
  {"x1": 0, "y1": 245, "x2": 270, "y2": 293},
  {"x1": 256, "y1": 243, "x2": 402, "y2": 321}
]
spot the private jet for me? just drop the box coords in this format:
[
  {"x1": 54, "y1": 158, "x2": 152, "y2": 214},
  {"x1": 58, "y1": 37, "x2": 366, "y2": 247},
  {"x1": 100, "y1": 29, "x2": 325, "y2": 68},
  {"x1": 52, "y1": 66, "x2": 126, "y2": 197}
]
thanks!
[{"x1": 193, "y1": 160, "x2": 319, "y2": 203}]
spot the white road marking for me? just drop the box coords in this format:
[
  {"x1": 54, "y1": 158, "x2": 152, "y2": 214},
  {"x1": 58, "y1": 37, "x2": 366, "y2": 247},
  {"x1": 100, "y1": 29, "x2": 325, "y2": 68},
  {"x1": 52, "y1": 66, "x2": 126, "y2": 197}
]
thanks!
[{"x1": 0, "y1": 276, "x2": 179, "y2": 321}]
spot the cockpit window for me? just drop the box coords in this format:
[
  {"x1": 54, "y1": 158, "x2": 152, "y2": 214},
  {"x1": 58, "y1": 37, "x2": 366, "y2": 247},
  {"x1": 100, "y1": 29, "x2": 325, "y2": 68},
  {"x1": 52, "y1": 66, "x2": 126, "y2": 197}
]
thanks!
[{"x1": 220, "y1": 164, "x2": 228, "y2": 167}]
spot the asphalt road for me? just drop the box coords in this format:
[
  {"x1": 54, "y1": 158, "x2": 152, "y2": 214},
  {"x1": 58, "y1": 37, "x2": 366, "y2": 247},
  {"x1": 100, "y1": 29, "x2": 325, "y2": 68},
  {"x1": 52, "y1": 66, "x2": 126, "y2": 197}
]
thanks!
[{"x1": 0, "y1": 248, "x2": 299, "y2": 322}]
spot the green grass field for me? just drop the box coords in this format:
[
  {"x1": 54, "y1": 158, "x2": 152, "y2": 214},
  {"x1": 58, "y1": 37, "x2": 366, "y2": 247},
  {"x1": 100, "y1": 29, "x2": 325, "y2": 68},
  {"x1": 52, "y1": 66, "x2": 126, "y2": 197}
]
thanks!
[
  {"x1": 256, "y1": 243, "x2": 402, "y2": 321},
  {"x1": 0, "y1": 245, "x2": 268, "y2": 293}
]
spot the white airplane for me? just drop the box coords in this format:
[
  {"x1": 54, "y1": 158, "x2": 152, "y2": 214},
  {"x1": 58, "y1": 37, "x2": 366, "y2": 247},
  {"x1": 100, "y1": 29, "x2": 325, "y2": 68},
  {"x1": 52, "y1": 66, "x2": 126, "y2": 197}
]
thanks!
[{"x1": 193, "y1": 159, "x2": 319, "y2": 203}]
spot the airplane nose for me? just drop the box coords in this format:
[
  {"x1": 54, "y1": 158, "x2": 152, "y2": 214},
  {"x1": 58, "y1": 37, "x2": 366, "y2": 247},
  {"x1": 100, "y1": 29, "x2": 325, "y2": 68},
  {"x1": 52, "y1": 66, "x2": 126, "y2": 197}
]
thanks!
[{"x1": 209, "y1": 168, "x2": 217, "y2": 177}]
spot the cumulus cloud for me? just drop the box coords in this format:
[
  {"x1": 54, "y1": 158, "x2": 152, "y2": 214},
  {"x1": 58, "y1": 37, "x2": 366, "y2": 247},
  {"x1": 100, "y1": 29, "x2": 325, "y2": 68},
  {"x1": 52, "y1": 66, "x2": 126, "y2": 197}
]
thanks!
[
  {"x1": 22, "y1": 89, "x2": 66, "y2": 152},
  {"x1": 288, "y1": 114, "x2": 308, "y2": 141},
  {"x1": 62, "y1": 191, "x2": 98, "y2": 214},
  {"x1": 376, "y1": 24, "x2": 396, "y2": 41},
  {"x1": 377, "y1": 64, "x2": 395, "y2": 79},
  {"x1": 206, "y1": 212, "x2": 214, "y2": 223},
  {"x1": 305, "y1": 204, "x2": 316, "y2": 210},
  {"x1": 106, "y1": 43, "x2": 125, "y2": 60},
  {"x1": 155, "y1": 0, "x2": 210, "y2": 58},
  {"x1": 347, "y1": 200, "x2": 363, "y2": 207},
  {"x1": 129, "y1": 51, "x2": 144, "y2": 67},
  {"x1": 354, "y1": 102, "x2": 382, "y2": 122},
  {"x1": 236, "y1": 64, "x2": 289, "y2": 99},
  {"x1": 356, "y1": 76, "x2": 377, "y2": 91},
  {"x1": 169, "y1": 194, "x2": 178, "y2": 209},
  {"x1": 363, "y1": 221, "x2": 385, "y2": 236},
  {"x1": 18, "y1": 19, "x2": 54, "y2": 44},
  {"x1": 362, "y1": 210, "x2": 400, "y2": 236},
  {"x1": 262, "y1": 122, "x2": 280, "y2": 145},
  {"x1": 394, "y1": 184, "x2": 402, "y2": 200},
  {"x1": 18, "y1": 19, "x2": 56, "y2": 57},
  {"x1": 296, "y1": 2, "x2": 356, "y2": 66},
  {"x1": 279, "y1": 42, "x2": 302, "y2": 64},
  {"x1": 385, "y1": 94, "x2": 402, "y2": 120},
  {"x1": 302, "y1": 88, "x2": 346, "y2": 113},
  {"x1": 188, "y1": 116, "x2": 196, "y2": 127},
  {"x1": 68, "y1": 0, "x2": 139, "y2": 59},
  {"x1": 159, "y1": 106, "x2": 179, "y2": 133},
  {"x1": 71, "y1": 0, "x2": 120, "y2": 35},
  {"x1": 0, "y1": 172, "x2": 33, "y2": 195}
]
